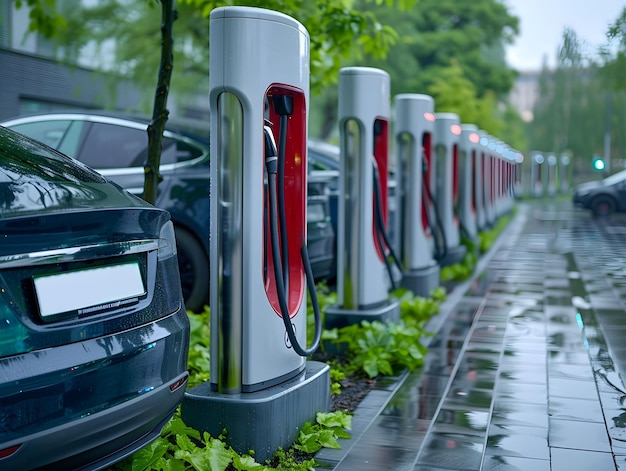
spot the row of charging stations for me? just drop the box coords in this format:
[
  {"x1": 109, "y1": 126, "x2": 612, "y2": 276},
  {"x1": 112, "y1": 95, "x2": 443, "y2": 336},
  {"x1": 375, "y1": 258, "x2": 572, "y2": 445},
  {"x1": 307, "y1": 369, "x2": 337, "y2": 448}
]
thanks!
[
  {"x1": 529, "y1": 152, "x2": 571, "y2": 197},
  {"x1": 182, "y1": 6, "x2": 521, "y2": 463},
  {"x1": 390, "y1": 96, "x2": 520, "y2": 297}
]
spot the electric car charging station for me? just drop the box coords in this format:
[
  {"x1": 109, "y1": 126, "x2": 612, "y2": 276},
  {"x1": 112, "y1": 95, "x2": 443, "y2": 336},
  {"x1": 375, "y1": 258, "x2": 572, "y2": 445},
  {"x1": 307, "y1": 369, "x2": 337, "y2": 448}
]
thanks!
[
  {"x1": 474, "y1": 131, "x2": 487, "y2": 231},
  {"x1": 493, "y1": 140, "x2": 505, "y2": 217},
  {"x1": 547, "y1": 154, "x2": 558, "y2": 197},
  {"x1": 482, "y1": 135, "x2": 496, "y2": 226},
  {"x1": 513, "y1": 150, "x2": 524, "y2": 198},
  {"x1": 500, "y1": 150, "x2": 512, "y2": 213},
  {"x1": 433, "y1": 113, "x2": 466, "y2": 266},
  {"x1": 325, "y1": 66, "x2": 400, "y2": 328},
  {"x1": 531, "y1": 152, "x2": 545, "y2": 197},
  {"x1": 560, "y1": 154, "x2": 571, "y2": 193},
  {"x1": 181, "y1": 7, "x2": 329, "y2": 462},
  {"x1": 459, "y1": 124, "x2": 480, "y2": 242},
  {"x1": 394, "y1": 94, "x2": 440, "y2": 297}
]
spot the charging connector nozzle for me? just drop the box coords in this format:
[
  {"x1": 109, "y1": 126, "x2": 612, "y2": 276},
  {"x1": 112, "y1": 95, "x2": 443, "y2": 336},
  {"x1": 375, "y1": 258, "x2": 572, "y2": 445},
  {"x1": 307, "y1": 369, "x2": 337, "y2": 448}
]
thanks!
[
  {"x1": 272, "y1": 95, "x2": 294, "y2": 116},
  {"x1": 264, "y1": 125, "x2": 279, "y2": 174}
]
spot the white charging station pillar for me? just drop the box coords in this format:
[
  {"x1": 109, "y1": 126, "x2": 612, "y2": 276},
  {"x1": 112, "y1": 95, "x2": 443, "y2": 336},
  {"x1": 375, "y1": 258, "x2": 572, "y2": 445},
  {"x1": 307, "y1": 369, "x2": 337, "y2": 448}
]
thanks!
[
  {"x1": 326, "y1": 67, "x2": 399, "y2": 328},
  {"x1": 560, "y1": 155, "x2": 571, "y2": 194},
  {"x1": 482, "y1": 136, "x2": 496, "y2": 226},
  {"x1": 182, "y1": 7, "x2": 329, "y2": 462},
  {"x1": 475, "y1": 131, "x2": 487, "y2": 231},
  {"x1": 394, "y1": 94, "x2": 440, "y2": 297},
  {"x1": 547, "y1": 154, "x2": 558, "y2": 197},
  {"x1": 433, "y1": 113, "x2": 466, "y2": 266},
  {"x1": 513, "y1": 151, "x2": 524, "y2": 198},
  {"x1": 531, "y1": 152, "x2": 544, "y2": 197},
  {"x1": 459, "y1": 124, "x2": 479, "y2": 242},
  {"x1": 494, "y1": 140, "x2": 504, "y2": 218}
]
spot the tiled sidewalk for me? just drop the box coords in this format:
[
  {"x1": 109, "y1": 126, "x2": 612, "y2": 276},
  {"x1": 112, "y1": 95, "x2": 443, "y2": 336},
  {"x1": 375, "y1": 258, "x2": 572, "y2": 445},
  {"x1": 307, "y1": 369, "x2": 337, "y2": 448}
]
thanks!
[{"x1": 316, "y1": 201, "x2": 626, "y2": 471}]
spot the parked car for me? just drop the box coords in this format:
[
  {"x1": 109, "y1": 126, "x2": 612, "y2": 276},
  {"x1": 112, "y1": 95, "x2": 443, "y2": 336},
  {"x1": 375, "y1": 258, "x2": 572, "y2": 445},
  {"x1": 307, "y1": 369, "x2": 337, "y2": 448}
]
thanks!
[
  {"x1": 572, "y1": 169, "x2": 626, "y2": 217},
  {"x1": 2, "y1": 113, "x2": 337, "y2": 309},
  {"x1": 307, "y1": 139, "x2": 398, "y2": 249},
  {"x1": 2, "y1": 112, "x2": 211, "y2": 312},
  {"x1": 0, "y1": 125, "x2": 189, "y2": 470}
]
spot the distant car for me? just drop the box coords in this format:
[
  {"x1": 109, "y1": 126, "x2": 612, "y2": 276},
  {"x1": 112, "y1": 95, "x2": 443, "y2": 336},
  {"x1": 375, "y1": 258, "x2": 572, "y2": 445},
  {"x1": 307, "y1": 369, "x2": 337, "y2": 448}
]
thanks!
[
  {"x1": 2, "y1": 113, "x2": 337, "y2": 308},
  {"x1": 572, "y1": 169, "x2": 626, "y2": 217},
  {"x1": 0, "y1": 125, "x2": 189, "y2": 470}
]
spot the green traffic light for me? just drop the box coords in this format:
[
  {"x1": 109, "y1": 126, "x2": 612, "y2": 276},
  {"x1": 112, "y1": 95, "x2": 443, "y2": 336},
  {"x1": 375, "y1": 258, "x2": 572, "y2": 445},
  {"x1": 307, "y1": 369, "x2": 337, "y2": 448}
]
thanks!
[{"x1": 593, "y1": 158, "x2": 605, "y2": 171}]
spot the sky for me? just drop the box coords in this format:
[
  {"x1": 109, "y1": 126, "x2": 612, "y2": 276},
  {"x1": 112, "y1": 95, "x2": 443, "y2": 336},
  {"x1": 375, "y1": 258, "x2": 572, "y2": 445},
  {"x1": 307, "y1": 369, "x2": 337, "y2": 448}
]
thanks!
[{"x1": 504, "y1": 0, "x2": 625, "y2": 71}]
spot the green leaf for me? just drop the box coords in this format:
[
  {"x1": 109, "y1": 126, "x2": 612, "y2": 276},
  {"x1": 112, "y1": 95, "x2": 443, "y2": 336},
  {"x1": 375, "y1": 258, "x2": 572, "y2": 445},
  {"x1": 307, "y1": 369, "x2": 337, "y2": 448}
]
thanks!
[
  {"x1": 232, "y1": 453, "x2": 262, "y2": 470},
  {"x1": 205, "y1": 435, "x2": 234, "y2": 471},
  {"x1": 129, "y1": 440, "x2": 170, "y2": 471},
  {"x1": 316, "y1": 411, "x2": 351, "y2": 429}
]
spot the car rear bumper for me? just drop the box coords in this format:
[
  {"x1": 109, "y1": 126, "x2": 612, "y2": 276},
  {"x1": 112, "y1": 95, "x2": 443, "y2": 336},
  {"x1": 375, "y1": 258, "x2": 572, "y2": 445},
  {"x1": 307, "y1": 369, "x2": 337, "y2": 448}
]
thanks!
[{"x1": 0, "y1": 309, "x2": 189, "y2": 471}]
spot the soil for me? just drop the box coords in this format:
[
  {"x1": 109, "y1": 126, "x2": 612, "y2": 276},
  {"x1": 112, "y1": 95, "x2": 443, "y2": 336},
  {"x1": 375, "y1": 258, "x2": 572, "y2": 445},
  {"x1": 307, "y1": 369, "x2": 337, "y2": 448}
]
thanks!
[{"x1": 330, "y1": 376, "x2": 377, "y2": 412}]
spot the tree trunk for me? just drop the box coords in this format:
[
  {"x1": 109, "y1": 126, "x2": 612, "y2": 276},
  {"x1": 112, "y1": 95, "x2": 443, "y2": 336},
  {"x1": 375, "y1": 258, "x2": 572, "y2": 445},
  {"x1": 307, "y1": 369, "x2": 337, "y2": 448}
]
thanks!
[{"x1": 143, "y1": 0, "x2": 176, "y2": 204}]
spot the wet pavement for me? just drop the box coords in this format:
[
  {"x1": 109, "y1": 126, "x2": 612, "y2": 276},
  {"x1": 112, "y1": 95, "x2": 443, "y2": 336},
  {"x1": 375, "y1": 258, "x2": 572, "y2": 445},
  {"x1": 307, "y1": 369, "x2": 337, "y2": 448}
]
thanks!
[{"x1": 315, "y1": 200, "x2": 626, "y2": 470}]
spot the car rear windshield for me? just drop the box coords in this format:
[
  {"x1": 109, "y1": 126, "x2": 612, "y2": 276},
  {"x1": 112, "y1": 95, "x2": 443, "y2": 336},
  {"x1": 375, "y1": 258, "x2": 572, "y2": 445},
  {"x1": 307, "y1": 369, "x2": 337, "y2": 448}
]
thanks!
[{"x1": 0, "y1": 126, "x2": 105, "y2": 184}]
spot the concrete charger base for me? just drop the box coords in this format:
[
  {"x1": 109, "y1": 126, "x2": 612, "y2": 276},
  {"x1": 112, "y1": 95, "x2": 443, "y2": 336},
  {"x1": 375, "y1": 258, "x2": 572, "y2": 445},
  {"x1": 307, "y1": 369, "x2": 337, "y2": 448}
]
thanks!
[
  {"x1": 181, "y1": 361, "x2": 330, "y2": 464},
  {"x1": 400, "y1": 262, "x2": 441, "y2": 297},
  {"x1": 324, "y1": 298, "x2": 400, "y2": 330},
  {"x1": 438, "y1": 244, "x2": 467, "y2": 267}
]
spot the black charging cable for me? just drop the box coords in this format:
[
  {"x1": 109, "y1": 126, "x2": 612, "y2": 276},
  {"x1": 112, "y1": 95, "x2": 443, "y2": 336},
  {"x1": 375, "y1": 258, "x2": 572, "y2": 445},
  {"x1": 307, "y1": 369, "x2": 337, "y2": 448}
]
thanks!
[
  {"x1": 273, "y1": 96, "x2": 292, "y2": 294},
  {"x1": 421, "y1": 152, "x2": 448, "y2": 262},
  {"x1": 264, "y1": 96, "x2": 321, "y2": 357},
  {"x1": 372, "y1": 158, "x2": 403, "y2": 290}
]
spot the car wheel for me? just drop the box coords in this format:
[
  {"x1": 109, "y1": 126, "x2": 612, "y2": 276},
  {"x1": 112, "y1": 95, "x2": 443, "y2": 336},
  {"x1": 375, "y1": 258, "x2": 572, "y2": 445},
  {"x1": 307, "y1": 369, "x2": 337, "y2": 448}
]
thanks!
[
  {"x1": 175, "y1": 227, "x2": 209, "y2": 312},
  {"x1": 591, "y1": 196, "x2": 615, "y2": 218}
]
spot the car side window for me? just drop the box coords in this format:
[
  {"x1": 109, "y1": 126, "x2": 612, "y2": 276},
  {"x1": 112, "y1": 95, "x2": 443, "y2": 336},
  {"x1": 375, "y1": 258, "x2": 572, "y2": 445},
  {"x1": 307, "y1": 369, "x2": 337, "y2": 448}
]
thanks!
[
  {"x1": 308, "y1": 150, "x2": 333, "y2": 171},
  {"x1": 57, "y1": 120, "x2": 87, "y2": 157},
  {"x1": 10, "y1": 120, "x2": 73, "y2": 149},
  {"x1": 77, "y1": 123, "x2": 147, "y2": 169}
]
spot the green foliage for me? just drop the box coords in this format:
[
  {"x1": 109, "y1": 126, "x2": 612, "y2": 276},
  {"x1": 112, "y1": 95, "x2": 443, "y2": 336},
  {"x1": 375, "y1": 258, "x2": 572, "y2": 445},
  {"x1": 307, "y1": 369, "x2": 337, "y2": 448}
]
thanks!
[
  {"x1": 307, "y1": 281, "x2": 336, "y2": 346},
  {"x1": 111, "y1": 410, "x2": 348, "y2": 470},
  {"x1": 329, "y1": 365, "x2": 346, "y2": 395},
  {"x1": 294, "y1": 411, "x2": 352, "y2": 454},
  {"x1": 440, "y1": 236, "x2": 478, "y2": 282},
  {"x1": 440, "y1": 262, "x2": 471, "y2": 282},
  {"x1": 393, "y1": 287, "x2": 441, "y2": 325},
  {"x1": 335, "y1": 0, "x2": 522, "y2": 143},
  {"x1": 187, "y1": 307, "x2": 211, "y2": 388},
  {"x1": 16, "y1": 0, "x2": 67, "y2": 38},
  {"x1": 324, "y1": 289, "x2": 440, "y2": 378},
  {"x1": 478, "y1": 215, "x2": 511, "y2": 254},
  {"x1": 33, "y1": 0, "x2": 415, "y2": 108}
]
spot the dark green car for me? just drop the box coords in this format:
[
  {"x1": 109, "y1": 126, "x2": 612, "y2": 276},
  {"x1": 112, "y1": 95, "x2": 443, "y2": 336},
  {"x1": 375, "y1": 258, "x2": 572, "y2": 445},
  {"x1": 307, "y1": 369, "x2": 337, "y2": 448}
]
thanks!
[{"x1": 0, "y1": 126, "x2": 190, "y2": 470}]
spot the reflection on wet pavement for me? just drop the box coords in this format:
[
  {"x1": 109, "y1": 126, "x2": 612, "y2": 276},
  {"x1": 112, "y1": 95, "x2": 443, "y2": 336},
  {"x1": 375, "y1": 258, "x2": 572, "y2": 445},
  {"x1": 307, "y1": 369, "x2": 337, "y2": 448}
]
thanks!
[{"x1": 316, "y1": 202, "x2": 626, "y2": 470}]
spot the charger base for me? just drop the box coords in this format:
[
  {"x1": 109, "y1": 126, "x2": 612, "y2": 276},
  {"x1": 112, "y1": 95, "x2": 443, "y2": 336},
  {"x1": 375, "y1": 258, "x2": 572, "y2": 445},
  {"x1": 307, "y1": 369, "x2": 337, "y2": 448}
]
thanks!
[{"x1": 181, "y1": 361, "x2": 330, "y2": 463}]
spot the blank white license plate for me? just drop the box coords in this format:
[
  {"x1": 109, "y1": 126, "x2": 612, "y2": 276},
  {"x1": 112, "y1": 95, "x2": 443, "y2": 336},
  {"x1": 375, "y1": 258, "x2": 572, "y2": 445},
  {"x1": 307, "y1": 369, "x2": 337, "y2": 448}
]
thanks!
[{"x1": 34, "y1": 262, "x2": 145, "y2": 318}]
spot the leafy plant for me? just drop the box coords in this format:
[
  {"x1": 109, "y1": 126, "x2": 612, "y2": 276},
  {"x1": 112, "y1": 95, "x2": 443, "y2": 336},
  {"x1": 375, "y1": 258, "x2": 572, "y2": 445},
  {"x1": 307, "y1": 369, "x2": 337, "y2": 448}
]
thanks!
[
  {"x1": 479, "y1": 214, "x2": 512, "y2": 254},
  {"x1": 187, "y1": 307, "x2": 211, "y2": 388},
  {"x1": 294, "y1": 411, "x2": 352, "y2": 454},
  {"x1": 329, "y1": 365, "x2": 345, "y2": 395},
  {"x1": 325, "y1": 319, "x2": 428, "y2": 378},
  {"x1": 322, "y1": 288, "x2": 441, "y2": 378},
  {"x1": 393, "y1": 288, "x2": 442, "y2": 326},
  {"x1": 440, "y1": 260, "x2": 472, "y2": 281},
  {"x1": 113, "y1": 410, "x2": 350, "y2": 470}
]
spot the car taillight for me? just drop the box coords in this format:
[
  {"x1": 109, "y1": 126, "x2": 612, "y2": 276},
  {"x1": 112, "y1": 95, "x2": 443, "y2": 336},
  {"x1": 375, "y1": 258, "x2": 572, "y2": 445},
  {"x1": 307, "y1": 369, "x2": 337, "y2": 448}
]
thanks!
[
  {"x1": 170, "y1": 373, "x2": 188, "y2": 392},
  {"x1": 158, "y1": 221, "x2": 177, "y2": 261},
  {"x1": 0, "y1": 444, "x2": 21, "y2": 459}
]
